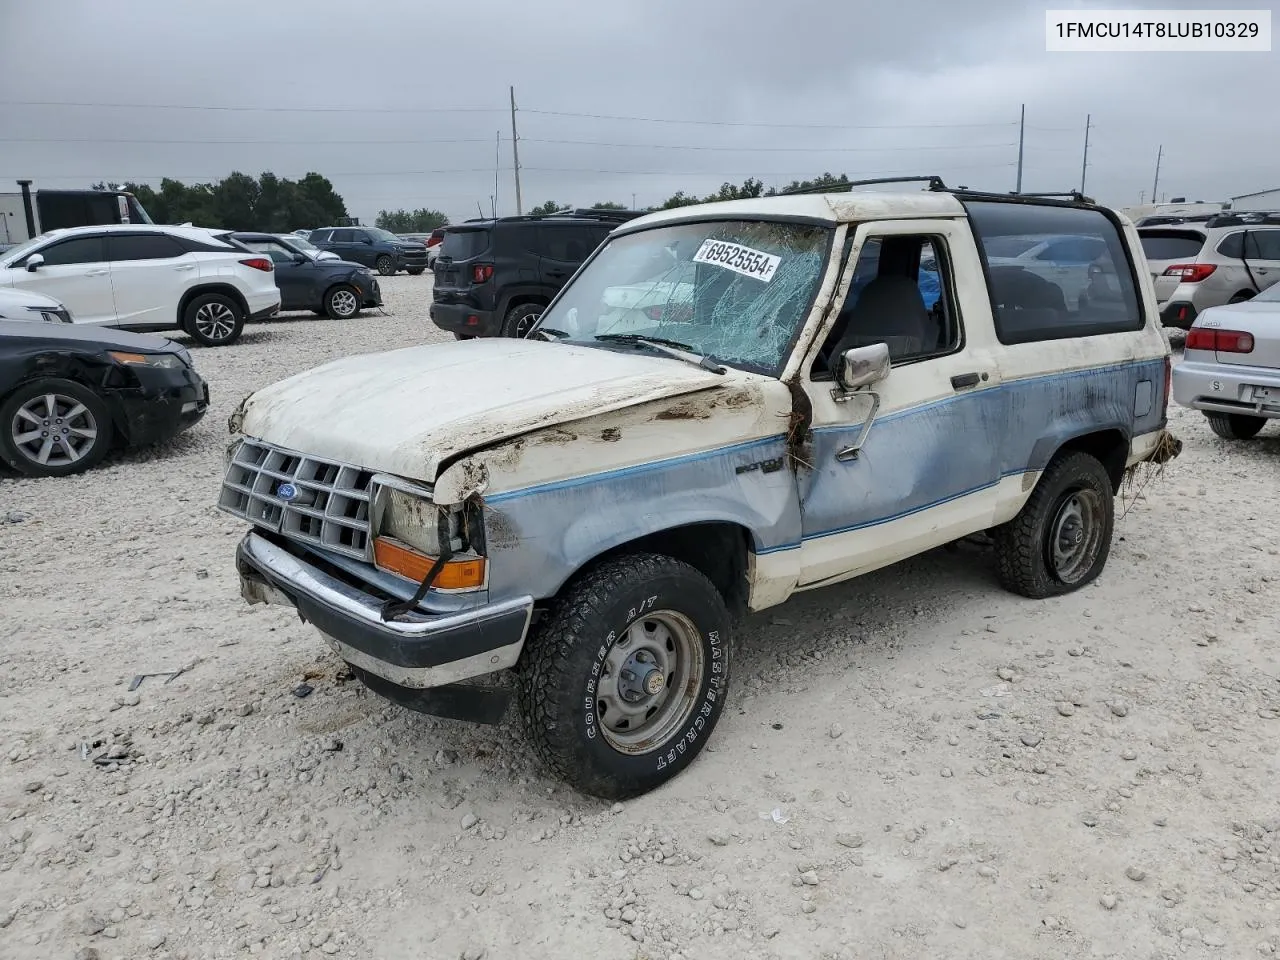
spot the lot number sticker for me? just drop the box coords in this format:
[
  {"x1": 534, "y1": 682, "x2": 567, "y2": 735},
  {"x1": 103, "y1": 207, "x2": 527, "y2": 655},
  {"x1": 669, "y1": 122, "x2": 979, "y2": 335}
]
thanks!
[{"x1": 693, "y1": 239, "x2": 780, "y2": 282}]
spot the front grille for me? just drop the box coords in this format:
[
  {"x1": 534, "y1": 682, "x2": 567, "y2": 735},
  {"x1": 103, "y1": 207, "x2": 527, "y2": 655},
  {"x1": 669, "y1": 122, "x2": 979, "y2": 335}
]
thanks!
[{"x1": 219, "y1": 439, "x2": 375, "y2": 560}]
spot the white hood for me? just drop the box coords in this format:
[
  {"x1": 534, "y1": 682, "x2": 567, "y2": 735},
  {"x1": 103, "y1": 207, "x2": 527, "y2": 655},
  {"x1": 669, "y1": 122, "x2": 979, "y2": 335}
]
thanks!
[{"x1": 236, "y1": 337, "x2": 730, "y2": 482}]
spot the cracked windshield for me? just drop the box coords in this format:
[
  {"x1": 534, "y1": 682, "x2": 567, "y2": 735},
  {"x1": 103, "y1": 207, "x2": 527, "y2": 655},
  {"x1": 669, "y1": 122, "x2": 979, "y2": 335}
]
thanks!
[{"x1": 536, "y1": 220, "x2": 832, "y2": 374}]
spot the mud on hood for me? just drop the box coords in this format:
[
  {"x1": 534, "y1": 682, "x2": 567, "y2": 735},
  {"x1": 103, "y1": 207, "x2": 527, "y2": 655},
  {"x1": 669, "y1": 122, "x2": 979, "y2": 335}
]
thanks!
[{"x1": 234, "y1": 337, "x2": 732, "y2": 483}]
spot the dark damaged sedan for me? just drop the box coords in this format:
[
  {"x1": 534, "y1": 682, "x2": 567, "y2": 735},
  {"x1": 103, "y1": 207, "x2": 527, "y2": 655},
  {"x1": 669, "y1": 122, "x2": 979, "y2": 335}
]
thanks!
[{"x1": 0, "y1": 322, "x2": 209, "y2": 477}]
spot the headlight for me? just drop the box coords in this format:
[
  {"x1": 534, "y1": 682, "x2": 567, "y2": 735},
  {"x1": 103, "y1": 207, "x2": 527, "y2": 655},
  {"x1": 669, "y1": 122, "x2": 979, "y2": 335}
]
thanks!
[
  {"x1": 371, "y1": 478, "x2": 486, "y2": 591},
  {"x1": 108, "y1": 351, "x2": 185, "y2": 369}
]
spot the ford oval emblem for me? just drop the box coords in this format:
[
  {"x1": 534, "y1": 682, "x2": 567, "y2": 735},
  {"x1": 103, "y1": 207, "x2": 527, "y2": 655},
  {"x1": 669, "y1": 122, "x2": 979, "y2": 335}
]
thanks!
[{"x1": 276, "y1": 482, "x2": 299, "y2": 502}]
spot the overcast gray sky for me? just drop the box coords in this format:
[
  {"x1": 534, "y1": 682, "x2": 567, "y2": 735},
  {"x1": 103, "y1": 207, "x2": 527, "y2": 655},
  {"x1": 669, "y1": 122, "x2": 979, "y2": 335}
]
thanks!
[{"x1": 1, "y1": 0, "x2": 1275, "y2": 223}]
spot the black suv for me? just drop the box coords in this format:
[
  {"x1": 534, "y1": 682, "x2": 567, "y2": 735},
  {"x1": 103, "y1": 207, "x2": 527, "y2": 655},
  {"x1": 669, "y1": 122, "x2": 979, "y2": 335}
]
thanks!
[
  {"x1": 308, "y1": 226, "x2": 428, "y2": 276},
  {"x1": 430, "y1": 209, "x2": 644, "y2": 338}
]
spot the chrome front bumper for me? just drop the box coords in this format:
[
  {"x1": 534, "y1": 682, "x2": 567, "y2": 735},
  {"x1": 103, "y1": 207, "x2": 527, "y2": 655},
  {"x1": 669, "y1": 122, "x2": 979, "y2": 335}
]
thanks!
[{"x1": 236, "y1": 532, "x2": 533, "y2": 689}]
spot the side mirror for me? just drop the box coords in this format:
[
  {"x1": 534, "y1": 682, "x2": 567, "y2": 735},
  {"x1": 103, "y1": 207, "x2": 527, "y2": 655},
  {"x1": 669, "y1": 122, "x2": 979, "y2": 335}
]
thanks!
[
  {"x1": 360, "y1": 237, "x2": 373, "y2": 245},
  {"x1": 292, "y1": 253, "x2": 308, "y2": 264},
  {"x1": 25, "y1": 253, "x2": 45, "y2": 273},
  {"x1": 836, "y1": 342, "x2": 891, "y2": 392}
]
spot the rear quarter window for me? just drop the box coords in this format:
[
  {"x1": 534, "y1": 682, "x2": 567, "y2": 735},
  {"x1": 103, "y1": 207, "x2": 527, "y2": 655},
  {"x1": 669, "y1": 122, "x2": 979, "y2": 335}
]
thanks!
[
  {"x1": 1140, "y1": 230, "x2": 1207, "y2": 261},
  {"x1": 965, "y1": 200, "x2": 1144, "y2": 345},
  {"x1": 441, "y1": 229, "x2": 491, "y2": 260}
]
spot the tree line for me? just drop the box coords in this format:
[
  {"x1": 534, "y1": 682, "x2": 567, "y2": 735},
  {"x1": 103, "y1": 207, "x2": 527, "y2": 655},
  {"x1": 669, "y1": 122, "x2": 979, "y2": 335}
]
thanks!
[
  {"x1": 93, "y1": 172, "x2": 349, "y2": 233},
  {"x1": 527, "y1": 174, "x2": 854, "y2": 216}
]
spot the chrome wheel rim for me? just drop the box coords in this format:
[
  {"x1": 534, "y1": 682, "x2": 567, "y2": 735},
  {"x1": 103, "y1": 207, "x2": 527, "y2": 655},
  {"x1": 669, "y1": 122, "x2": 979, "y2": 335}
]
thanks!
[
  {"x1": 10, "y1": 393, "x2": 98, "y2": 467},
  {"x1": 194, "y1": 301, "x2": 237, "y2": 342},
  {"x1": 330, "y1": 289, "x2": 358, "y2": 317},
  {"x1": 597, "y1": 610, "x2": 705, "y2": 755},
  {"x1": 1049, "y1": 488, "x2": 1104, "y2": 583},
  {"x1": 515, "y1": 310, "x2": 540, "y2": 338}
]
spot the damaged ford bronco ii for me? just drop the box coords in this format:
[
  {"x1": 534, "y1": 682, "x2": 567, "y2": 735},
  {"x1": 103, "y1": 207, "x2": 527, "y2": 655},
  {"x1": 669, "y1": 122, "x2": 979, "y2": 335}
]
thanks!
[{"x1": 220, "y1": 179, "x2": 1179, "y2": 799}]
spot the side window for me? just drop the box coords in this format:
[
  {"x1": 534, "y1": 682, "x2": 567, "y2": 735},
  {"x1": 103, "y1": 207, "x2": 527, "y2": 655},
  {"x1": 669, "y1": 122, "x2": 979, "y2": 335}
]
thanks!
[
  {"x1": 539, "y1": 226, "x2": 591, "y2": 262},
  {"x1": 244, "y1": 240, "x2": 294, "y2": 263},
  {"x1": 330, "y1": 229, "x2": 354, "y2": 243},
  {"x1": 1250, "y1": 230, "x2": 1280, "y2": 261},
  {"x1": 1217, "y1": 232, "x2": 1244, "y2": 258},
  {"x1": 966, "y1": 200, "x2": 1143, "y2": 344},
  {"x1": 815, "y1": 234, "x2": 959, "y2": 376},
  {"x1": 311, "y1": 230, "x2": 331, "y2": 243},
  {"x1": 107, "y1": 234, "x2": 184, "y2": 261},
  {"x1": 351, "y1": 230, "x2": 371, "y2": 244},
  {"x1": 32, "y1": 236, "x2": 106, "y2": 266}
]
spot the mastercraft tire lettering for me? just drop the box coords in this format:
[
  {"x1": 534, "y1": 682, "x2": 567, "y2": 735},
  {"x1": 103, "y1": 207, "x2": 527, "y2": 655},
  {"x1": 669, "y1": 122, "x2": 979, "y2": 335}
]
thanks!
[{"x1": 517, "y1": 553, "x2": 732, "y2": 800}]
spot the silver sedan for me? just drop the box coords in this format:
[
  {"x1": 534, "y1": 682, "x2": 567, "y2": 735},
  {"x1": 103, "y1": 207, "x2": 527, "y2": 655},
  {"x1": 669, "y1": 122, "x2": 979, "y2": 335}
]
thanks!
[{"x1": 1173, "y1": 283, "x2": 1280, "y2": 439}]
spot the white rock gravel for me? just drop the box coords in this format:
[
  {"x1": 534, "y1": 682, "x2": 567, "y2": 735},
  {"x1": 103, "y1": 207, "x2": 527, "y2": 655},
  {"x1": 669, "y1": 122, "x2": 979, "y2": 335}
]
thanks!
[{"x1": 2, "y1": 294, "x2": 1280, "y2": 959}]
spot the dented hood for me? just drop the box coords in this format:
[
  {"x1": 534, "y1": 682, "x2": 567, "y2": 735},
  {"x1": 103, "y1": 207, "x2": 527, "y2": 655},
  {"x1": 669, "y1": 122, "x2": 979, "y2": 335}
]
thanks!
[{"x1": 235, "y1": 337, "x2": 729, "y2": 482}]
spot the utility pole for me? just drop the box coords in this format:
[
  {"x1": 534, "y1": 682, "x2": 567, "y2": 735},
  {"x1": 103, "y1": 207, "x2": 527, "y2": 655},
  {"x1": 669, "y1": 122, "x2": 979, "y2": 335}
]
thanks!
[
  {"x1": 1015, "y1": 103, "x2": 1025, "y2": 194},
  {"x1": 1080, "y1": 113, "x2": 1091, "y2": 195},
  {"x1": 1151, "y1": 145, "x2": 1163, "y2": 204},
  {"x1": 1138, "y1": 190, "x2": 1145, "y2": 205},
  {"x1": 632, "y1": 192, "x2": 637, "y2": 209},
  {"x1": 494, "y1": 131, "x2": 500, "y2": 218},
  {"x1": 509, "y1": 86, "x2": 523, "y2": 216}
]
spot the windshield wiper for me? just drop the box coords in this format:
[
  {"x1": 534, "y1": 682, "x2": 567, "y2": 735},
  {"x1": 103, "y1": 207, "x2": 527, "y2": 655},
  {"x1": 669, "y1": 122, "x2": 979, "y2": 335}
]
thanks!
[
  {"x1": 531, "y1": 328, "x2": 568, "y2": 342},
  {"x1": 594, "y1": 333, "x2": 726, "y2": 374}
]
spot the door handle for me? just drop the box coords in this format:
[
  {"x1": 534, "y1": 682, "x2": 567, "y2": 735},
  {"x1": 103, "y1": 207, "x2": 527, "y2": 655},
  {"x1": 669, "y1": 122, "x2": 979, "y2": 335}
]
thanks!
[
  {"x1": 85, "y1": 269, "x2": 109, "y2": 277},
  {"x1": 174, "y1": 264, "x2": 196, "y2": 271},
  {"x1": 951, "y1": 372, "x2": 981, "y2": 390}
]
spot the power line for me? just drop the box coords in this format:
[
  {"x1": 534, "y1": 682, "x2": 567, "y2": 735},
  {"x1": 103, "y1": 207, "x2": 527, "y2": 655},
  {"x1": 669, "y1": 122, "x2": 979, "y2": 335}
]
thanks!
[
  {"x1": 521, "y1": 109, "x2": 1017, "y2": 130},
  {"x1": 2, "y1": 134, "x2": 1020, "y2": 153},
  {"x1": 0, "y1": 98, "x2": 1019, "y2": 131},
  {"x1": 0, "y1": 99, "x2": 502, "y2": 115}
]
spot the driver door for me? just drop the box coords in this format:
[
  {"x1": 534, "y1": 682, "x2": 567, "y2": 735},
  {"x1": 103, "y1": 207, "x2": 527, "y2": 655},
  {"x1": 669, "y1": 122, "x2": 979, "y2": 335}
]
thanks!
[{"x1": 795, "y1": 219, "x2": 1007, "y2": 589}]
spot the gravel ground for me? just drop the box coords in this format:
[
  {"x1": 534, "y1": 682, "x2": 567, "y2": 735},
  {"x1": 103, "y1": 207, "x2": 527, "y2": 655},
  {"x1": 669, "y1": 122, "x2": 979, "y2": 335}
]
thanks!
[{"x1": 2, "y1": 277, "x2": 1279, "y2": 960}]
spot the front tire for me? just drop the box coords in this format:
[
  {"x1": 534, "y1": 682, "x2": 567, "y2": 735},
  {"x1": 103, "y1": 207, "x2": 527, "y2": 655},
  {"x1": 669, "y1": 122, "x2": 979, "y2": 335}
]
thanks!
[
  {"x1": 992, "y1": 451, "x2": 1114, "y2": 599},
  {"x1": 502, "y1": 302, "x2": 543, "y2": 338},
  {"x1": 1205, "y1": 411, "x2": 1266, "y2": 440},
  {"x1": 323, "y1": 285, "x2": 361, "y2": 320},
  {"x1": 184, "y1": 293, "x2": 244, "y2": 346},
  {"x1": 517, "y1": 554, "x2": 731, "y2": 800},
  {"x1": 0, "y1": 378, "x2": 113, "y2": 477},
  {"x1": 375, "y1": 255, "x2": 396, "y2": 276}
]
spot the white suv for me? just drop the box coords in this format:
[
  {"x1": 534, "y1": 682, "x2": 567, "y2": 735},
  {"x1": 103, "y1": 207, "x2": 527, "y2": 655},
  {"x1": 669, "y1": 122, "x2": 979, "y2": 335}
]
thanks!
[{"x1": 0, "y1": 225, "x2": 281, "y2": 346}]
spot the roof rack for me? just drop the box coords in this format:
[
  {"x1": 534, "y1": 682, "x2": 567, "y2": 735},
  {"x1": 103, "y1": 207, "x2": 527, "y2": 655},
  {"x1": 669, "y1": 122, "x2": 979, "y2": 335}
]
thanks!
[
  {"x1": 1204, "y1": 212, "x2": 1280, "y2": 228},
  {"x1": 779, "y1": 175, "x2": 947, "y2": 196},
  {"x1": 454, "y1": 209, "x2": 648, "y2": 226}
]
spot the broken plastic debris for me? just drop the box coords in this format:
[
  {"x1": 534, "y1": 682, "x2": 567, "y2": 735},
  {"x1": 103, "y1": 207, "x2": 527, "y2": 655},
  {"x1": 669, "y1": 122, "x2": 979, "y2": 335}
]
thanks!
[
  {"x1": 759, "y1": 808, "x2": 791, "y2": 825},
  {"x1": 292, "y1": 683, "x2": 314, "y2": 698}
]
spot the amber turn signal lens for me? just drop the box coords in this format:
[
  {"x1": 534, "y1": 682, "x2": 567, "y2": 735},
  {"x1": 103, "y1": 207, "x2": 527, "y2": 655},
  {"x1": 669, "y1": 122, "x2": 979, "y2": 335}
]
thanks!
[
  {"x1": 372, "y1": 537, "x2": 486, "y2": 590},
  {"x1": 107, "y1": 351, "x2": 149, "y2": 364}
]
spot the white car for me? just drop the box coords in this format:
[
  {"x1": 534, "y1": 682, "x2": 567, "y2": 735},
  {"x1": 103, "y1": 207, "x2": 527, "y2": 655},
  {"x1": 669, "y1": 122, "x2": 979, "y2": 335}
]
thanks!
[
  {"x1": 985, "y1": 233, "x2": 1110, "y2": 309},
  {"x1": 1172, "y1": 282, "x2": 1280, "y2": 439},
  {"x1": 0, "y1": 287, "x2": 72, "y2": 323},
  {"x1": 0, "y1": 225, "x2": 282, "y2": 346}
]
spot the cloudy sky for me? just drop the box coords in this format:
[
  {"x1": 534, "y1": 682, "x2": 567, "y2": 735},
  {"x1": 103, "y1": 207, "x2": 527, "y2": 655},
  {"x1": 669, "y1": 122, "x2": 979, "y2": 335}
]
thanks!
[{"x1": 1, "y1": 0, "x2": 1275, "y2": 223}]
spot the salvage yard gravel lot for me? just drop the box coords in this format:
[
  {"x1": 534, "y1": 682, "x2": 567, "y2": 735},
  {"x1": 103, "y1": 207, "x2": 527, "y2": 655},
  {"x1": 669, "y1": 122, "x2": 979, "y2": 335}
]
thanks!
[{"x1": 2, "y1": 274, "x2": 1279, "y2": 960}]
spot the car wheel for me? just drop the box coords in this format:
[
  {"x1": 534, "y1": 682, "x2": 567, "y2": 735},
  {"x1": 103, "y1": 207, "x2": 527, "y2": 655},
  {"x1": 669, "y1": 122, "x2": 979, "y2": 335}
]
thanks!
[
  {"x1": 375, "y1": 255, "x2": 396, "y2": 276},
  {"x1": 1229, "y1": 290, "x2": 1256, "y2": 304},
  {"x1": 502, "y1": 303, "x2": 543, "y2": 338},
  {"x1": 517, "y1": 553, "x2": 731, "y2": 800},
  {"x1": 407, "y1": 267, "x2": 425, "y2": 276},
  {"x1": 992, "y1": 451, "x2": 1114, "y2": 599},
  {"x1": 184, "y1": 293, "x2": 245, "y2": 346},
  {"x1": 323, "y1": 285, "x2": 362, "y2": 320},
  {"x1": 1205, "y1": 411, "x2": 1266, "y2": 440},
  {"x1": 453, "y1": 333, "x2": 475, "y2": 340},
  {"x1": 0, "y1": 378, "x2": 114, "y2": 478}
]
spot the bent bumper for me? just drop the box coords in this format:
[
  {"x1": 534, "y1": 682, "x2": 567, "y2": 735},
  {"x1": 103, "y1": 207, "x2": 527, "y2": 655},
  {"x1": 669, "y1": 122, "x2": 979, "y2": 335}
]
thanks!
[
  {"x1": 235, "y1": 532, "x2": 533, "y2": 689},
  {"x1": 110, "y1": 368, "x2": 209, "y2": 446},
  {"x1": 1174, "y1": 358, "x2": 1280, "y2": 418}
]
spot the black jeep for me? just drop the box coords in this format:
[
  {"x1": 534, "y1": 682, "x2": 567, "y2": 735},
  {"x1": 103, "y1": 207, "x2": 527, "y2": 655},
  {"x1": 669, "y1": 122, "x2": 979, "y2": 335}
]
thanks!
[{"x1": 430, "y1": 209, "x2": 644, "y2": 339}]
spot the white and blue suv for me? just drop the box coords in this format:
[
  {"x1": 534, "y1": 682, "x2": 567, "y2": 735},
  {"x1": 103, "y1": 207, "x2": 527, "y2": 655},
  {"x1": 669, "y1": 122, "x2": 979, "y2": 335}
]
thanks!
[{"x1": 220, "y1": 181, "x2": 1178, "y2": 799}]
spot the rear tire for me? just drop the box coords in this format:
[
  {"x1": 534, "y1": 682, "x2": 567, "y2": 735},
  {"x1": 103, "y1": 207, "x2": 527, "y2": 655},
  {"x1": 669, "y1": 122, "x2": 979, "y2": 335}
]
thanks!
[
  {"x1": 517, "y1": 554, "x2": 731, "y2": 800},
  {"x1": 1229, "y1": 290, "x2": 1256, "y2": 304},
  {"x1": 1205, "y1": 411, "x2": 1266, "y2": 440},
  {"x1": 323, "y1": 285, "x2": 361, "y2": 320},
  {"x1": 0, "y1": 378, "x2": 113, "y2": 478},
  {"x1": 992, "y1": 451, "x2": 1114, "y2": 599},
  {"x1": 407, "y1": 267, "x2": 425, "y2": 276},
  {"x1": 375, "y1": 255, "x2": 396, "y2": 276},
  {"x1": 502, "y1": 302, "x2": 544, "y2": 338},
  {"x1": 184, "y1": 293, "x2": 245, "y2": 346}
]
